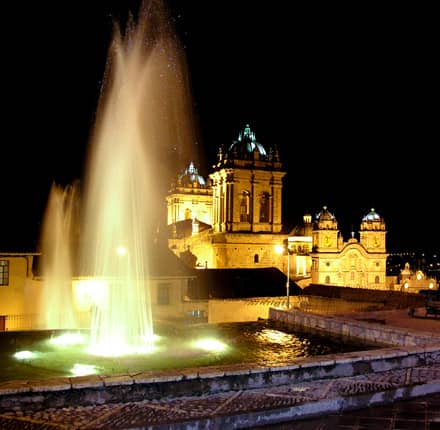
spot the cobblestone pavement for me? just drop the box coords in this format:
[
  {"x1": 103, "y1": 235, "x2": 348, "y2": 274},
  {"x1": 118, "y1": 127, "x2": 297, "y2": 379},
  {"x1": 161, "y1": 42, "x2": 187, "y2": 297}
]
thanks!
[{"x1": 261, "y1": 392, "x2": 440, "y2": 429}]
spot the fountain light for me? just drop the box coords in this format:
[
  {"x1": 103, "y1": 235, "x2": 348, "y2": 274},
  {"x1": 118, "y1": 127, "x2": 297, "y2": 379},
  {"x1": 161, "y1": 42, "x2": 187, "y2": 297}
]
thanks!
[
  {"x1": 71, "y1": 363, "x2": 100, "y2": 377},
  {"x1": 192, "y1": 338, "x2": 228, "y2": 353},
  {"x1": 48, "y1": 332, "x2": 86, "y2": 347},
  {"x1": 87, "y1": 333, "x2": 161, "y2": 357},
  {"x1": 14, "y1": 350, "x2": 36, "y2": 360},
  {"x1": 116, "y1": 246, "x2": 127, "y2": 256}
]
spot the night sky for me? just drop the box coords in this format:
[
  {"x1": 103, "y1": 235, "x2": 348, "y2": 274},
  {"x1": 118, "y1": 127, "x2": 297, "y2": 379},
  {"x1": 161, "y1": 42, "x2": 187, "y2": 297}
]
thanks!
[{"x1": 1, "y1": 1, "x2": 437, "y2": 253}]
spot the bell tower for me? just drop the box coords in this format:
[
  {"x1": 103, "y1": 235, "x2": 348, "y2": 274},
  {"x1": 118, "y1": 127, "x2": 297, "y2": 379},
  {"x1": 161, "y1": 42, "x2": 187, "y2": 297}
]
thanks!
[
  {"x1": 312, "y1": 206, "x2": 339, "y2": 252},
  {"x1": 209, "y1": 125, "x2": 286, "y2": 234},
  {"x1": 359, "y1": 208, "x2": 386, "y2": 252}
]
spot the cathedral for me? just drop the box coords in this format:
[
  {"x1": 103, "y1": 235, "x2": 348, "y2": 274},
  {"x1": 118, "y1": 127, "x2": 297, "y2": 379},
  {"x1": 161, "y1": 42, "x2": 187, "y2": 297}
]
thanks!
[
  {"x1": 310, "y1": 206, "x2": 388, "y2": 290},
  {"x1": 166, "y1": 125, "x2": 389, "y2": 290},
  {"x1": 167, "y1": 124, "x2": 286, "y2": 270}
]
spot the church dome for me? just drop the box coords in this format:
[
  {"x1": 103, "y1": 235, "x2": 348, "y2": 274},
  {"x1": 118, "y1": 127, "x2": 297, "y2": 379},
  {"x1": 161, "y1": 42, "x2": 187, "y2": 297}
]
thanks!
[
  {"x1": 362, "y1": 208, "x2": 383, "y2": 222},
  {"x1": 177, "y1": 161, "x2": 207, "y2": 188},
  {"x1": 360, "y1": 208, "x2": 386, "y2": 231},
  {"x1": 314, "y1": 206, "x2": 338, "y2": 230},
  {"x1": 315, "y1": 206, "x2": 335, "y2": 222},
  {"x1": 227, "y1": 124, "x2": 268, "y2": 158}
]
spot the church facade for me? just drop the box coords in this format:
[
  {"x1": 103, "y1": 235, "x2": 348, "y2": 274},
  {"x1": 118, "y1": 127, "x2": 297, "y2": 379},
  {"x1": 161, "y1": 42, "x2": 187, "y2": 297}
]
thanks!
[
  {"x1": 167, "y1": 125, "x2": 390, "y2": 291},
  {"x1": 167, "y1": 125, "x2": 288, "y2": 270},
  {"x1": 310, "y1": 207, "x2": 388, "y2": 290}
]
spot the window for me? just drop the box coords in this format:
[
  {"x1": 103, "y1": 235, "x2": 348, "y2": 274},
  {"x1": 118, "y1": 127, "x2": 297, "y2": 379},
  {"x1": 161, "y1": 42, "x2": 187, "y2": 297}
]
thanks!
[
  {"x1": 375, "y1": 276, "x2": 380, "y2": 284},
  {"x1": 325, "y1": 275, "x2": 330, "y2": 284},
  {"x1": 254, "y1": 254, "x2": 259, "y2": 263},
  {"x1": 259, "y1": 192, "x2": 270, "y2": 222},
  {"x1": 240, "y1": 191, "x2": 250, "y2": 222},
  {"x1": 157, "y1": 283, "x2": 171, "y2": 305},
  {"x1": 0, "y1": 260, "x2": 9, "y2": 286}
]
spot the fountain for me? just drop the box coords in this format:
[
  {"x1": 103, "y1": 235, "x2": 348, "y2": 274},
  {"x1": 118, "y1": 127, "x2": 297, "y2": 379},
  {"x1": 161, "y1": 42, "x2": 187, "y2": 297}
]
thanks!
[
  {"x1": 38, "y1": 181, "x2": 79, "y2": 330},
  {"x1": 77, "y1": 0, "x2": 198, "y2": 355},
  {"x1": 0, "y1": 1, "x2": 383, "y2": 385}
]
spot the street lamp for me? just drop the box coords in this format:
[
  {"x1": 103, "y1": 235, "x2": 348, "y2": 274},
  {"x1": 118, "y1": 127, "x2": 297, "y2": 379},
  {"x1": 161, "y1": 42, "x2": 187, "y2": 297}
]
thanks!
[{"x1": 275, "y1": 243, "x2": 291, "y2": 309}]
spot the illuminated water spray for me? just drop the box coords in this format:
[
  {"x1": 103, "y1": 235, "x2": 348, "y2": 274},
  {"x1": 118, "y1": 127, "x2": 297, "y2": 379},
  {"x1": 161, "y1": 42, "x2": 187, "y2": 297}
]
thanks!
[
  {"x1": 38, "y1": 182, "x2": 79, "y2": 330},
  {"x1": 79, "y1": 0, "x2": 197, "y2": 355}
]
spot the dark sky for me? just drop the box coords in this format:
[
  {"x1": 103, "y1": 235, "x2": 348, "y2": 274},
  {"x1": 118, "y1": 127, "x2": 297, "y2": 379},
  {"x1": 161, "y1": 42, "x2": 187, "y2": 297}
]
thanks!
[{"x1": 1, "y1": 1, "x2": 437, "y2": 253}]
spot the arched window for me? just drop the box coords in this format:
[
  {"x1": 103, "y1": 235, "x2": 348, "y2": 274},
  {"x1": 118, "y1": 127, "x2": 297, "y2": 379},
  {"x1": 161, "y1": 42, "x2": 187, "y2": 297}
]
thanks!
[
  {"x1": 240, "y1": 191, "x2": 250, "y2": 222},
  {"x1": 254, "y1": 254, "x2": 259, "y2": 263},
  {"x1": 325, "y1": 275, "x2": 330, "y2": 284},
  {"x1": 375, "y1": 275, "x2": 380, "y2": 284},
  {"x1": 259, "y1": 192, "x2": 270, "y2": 222}
]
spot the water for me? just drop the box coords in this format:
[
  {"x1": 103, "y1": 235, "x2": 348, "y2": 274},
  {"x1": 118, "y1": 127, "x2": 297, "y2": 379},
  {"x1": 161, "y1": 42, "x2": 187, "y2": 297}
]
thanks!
[
  {"x1": 0, "y1": 320, "x2": 378, "y2": 382},
  {"x1": 78, "y1": 0, "x2": 198, "y2": 355},
  {"x1": 38, "y1": 182, "x2": 79, "y2": 330},
  {"x1": 37, "y1": 1, "x2": 198, "y2": 355}
]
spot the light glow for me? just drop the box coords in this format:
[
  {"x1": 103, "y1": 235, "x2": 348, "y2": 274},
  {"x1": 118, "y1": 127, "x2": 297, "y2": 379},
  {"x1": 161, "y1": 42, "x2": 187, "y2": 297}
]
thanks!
[
  {"x1": 14, "y1": 350, "x2": 36, "y2": 360},
  {"x1": 260, "y1": 328, "x2": 293, "y2": 344},
  {"x1": 274, "y1": 244, "x2": 284, "y2": 255},
  {"x1": 73, "y1": 279, "x2": 109, "y2": 309},
  {"x1": 71, "y1": 363, "x2": 99, "y2": 377},
  {"x1": 192, "y1": 338, "x2": 228, "y2": 352},
  {"x1": 116, "y1": 246, "x2": 127, "y2": 256},
  {"x1": 48, "y1": 332, "x2": 86, "y2": 347},
  {"x1": 87, "y1": 333, "x2": 161, "y2": 356}
]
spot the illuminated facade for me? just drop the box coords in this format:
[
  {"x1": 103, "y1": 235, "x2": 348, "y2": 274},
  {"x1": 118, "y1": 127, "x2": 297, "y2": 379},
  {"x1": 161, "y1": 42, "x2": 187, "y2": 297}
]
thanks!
[
  {"x1": 0, "y1": 248, "x2": 198, "y2": 331},
  {"x1": 310, "y1": 207, "x2": 389, "y2": 290},
  {"x1": 0, "y1": 253, "x2": 41, "y2": 330},
  {"x1": 397, "y1": 262, "x2": 438, "y2": 293},
  {"x1": 287, "y1": 213, "x2": 313, "y2": 277},
  {"x1": 166, "y1": 127, "x2": 391, "y2": 290},
  {"x1": 168, "y1": 125, "x2": 288, "y2": 269},
  {"x1": 166, "y1": 161, "x2": 213, "y2": 226}
]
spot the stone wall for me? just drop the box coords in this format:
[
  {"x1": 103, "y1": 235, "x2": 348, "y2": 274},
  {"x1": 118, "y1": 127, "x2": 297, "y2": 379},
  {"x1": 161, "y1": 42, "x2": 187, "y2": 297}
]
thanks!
[
  {"x1": 269, "y1": 308, "x2": 440, "y2": 347},
  {"x1": 208, "y1": 296, "x2": 385, "y2": 324},
  {"x1": 302, "y1": 284, "x2": 425, "y2": 309}
]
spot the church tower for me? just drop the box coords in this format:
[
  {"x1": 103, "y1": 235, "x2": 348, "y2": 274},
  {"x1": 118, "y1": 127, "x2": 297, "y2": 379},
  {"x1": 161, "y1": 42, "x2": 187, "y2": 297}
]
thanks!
[
  {"x1": 359, "y1": 208, "x2": 386, "y2": 252},
  {"x1": 310, "y1": 206, "x2": 388, "y2": 289},
  {"x1": 312, "y1": 206, "x2": 340, "y2": 252},
  {"x1": 168, "y1": 124, "x2": 288, "y2": 269},
  {"x1": 166, "y1": 161, "x2": 213, "y2": 227},
  {"x1": 209, "y1": 124, "x2": 286, "y2": 234}
]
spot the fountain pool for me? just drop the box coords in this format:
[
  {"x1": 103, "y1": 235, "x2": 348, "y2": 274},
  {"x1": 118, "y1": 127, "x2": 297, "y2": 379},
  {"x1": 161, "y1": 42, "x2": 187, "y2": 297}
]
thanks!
[{"x1": 0, "y1": 319, "x2": 378, "y2": 383}]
